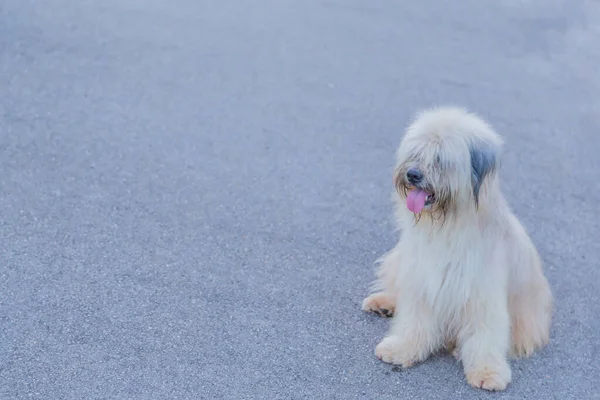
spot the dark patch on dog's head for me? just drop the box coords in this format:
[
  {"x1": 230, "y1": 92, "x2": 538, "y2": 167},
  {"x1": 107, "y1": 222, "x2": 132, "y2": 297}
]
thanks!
[{"x1": 469, "y1": 138, "x2": 498, "y2": 206}]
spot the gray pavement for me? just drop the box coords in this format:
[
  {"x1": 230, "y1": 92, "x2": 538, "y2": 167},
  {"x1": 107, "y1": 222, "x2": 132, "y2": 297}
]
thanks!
[{"x1": 1, "y1": 0, "x2": 599, "y2": 399}]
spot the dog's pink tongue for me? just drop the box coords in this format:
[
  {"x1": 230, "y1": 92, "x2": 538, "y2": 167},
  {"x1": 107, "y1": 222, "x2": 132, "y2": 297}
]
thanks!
[{"x1": 406, "y1": 189, "x2": 428, "y2": 214}]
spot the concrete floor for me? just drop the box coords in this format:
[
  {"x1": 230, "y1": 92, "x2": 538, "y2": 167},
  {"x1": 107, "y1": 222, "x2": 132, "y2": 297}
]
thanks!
[{"x1": 1, "y1": 0, "x2": 599, "y2": 398}]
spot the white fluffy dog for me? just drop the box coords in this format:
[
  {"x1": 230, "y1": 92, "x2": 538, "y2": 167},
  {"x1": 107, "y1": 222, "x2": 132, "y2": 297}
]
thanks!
[{"x1": 362, "y1": 107, "x2": 552, "y2": 391}]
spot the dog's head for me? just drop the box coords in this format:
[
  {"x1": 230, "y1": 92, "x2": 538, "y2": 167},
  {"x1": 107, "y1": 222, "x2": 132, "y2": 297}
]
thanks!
[{"x1": 393, "y1": 107, "x2": 503, "y2": 219}]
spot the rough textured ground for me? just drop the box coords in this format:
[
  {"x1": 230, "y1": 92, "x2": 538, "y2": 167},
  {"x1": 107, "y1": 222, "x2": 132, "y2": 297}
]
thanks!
[{"x1": 1, "y1": 0, "x2": 599, "y2": 399}]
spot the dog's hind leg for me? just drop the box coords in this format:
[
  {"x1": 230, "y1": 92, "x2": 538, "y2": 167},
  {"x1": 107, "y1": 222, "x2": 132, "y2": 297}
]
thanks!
[
  {"x1": 362, "y1": 247, "x2": 401, "y2": 317},
  {"x1": 506, "y1": 235, "x2": 552, "y2": 358},
  {"x1": 509, "y1": 272, "x2": 552, "y2": 358}
]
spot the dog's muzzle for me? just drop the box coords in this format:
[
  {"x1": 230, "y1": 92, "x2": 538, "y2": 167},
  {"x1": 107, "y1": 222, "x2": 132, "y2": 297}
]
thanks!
[{"x1": 404, "y1": 169, "x2": 436, "y2": 213}]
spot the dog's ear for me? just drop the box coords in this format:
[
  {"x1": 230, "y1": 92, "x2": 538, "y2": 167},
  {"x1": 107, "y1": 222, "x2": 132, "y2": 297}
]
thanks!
[{"x1": 469, "y1": 138, "x2": 498, "y2": 206}]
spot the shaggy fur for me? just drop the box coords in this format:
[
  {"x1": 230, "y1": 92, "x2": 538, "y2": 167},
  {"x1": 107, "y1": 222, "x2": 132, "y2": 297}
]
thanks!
[{"x1": 362, "y1": 107, "x2": 552, "y2": 391}]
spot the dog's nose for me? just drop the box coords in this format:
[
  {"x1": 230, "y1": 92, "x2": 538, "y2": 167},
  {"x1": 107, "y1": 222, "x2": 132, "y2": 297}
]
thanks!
[{"x1": 406, "y1": 169, "x2": 423, "y2": 184}]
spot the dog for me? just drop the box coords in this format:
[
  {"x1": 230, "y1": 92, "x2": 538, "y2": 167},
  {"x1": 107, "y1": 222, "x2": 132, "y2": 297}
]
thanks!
[{"x1": 362, "y1": 107, "x2": 552, "y2": 391}]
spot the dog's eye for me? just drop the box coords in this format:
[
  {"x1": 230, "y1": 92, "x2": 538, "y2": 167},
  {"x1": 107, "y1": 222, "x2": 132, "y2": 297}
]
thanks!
[{"x1": 435, "y1": 155, "x2": 442, "y2": 166}]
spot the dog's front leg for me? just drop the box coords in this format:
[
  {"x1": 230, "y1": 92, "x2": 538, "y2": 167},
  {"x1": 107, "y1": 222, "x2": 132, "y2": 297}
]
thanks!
[
  {"x1": 459, "y1": 291, "x2": 512, "y2": 391},
  {"x1": 374, "y1": 300, "x2": 440, "y2": 368}
]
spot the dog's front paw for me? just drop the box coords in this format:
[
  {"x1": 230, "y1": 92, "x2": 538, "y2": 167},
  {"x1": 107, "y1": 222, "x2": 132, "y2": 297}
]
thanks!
[
  {"x1": 374, "y1": 336, "x2": 414, "y2": 368},
  {"x1": 362, "y1": 292, "x2": 395, "y2": 317},
  {"x1": 466, "y1": 363, "x2": 511, "y2": 391}
]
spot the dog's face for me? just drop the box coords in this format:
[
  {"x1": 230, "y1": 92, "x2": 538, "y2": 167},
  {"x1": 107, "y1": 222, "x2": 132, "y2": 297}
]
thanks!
[{"x1": 393, "y1": 108, "x2": 502, "y2": 218}]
